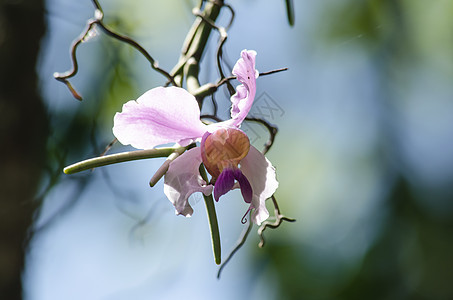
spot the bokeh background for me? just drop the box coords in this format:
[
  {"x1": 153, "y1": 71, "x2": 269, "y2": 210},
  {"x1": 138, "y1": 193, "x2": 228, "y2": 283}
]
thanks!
[{"x1": 2, "y1": 0, "x2": 453, "y2": 299}]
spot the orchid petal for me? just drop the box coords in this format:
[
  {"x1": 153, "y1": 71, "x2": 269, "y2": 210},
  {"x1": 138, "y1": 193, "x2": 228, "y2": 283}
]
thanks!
[
  {"x1": 164, "y1": 147, "x2": 213, "y2": 217},
  {"x1": 233, "y1": 50, "x2": 258, "y2": 89},
  {"x1": 213, "y1": 168, "x2": 235, "y2": 202},
  {"x1": 227, "y1": 49, "x2": 258, "y2": 127},
  {"x1": 113, "y1": 87, "x2": 208, "y2": 149},
  {"x1": 240, "y1": 146, "x2": 278, "y2": 225},
  {"x1": 233, "y1": 168, "x2": 253, "y2": 204}
]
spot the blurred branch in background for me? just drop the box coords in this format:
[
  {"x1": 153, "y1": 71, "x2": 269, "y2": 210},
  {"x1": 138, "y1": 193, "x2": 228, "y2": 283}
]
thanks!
[{"x1": 0, "y1": 1, "x2": 48, "y2": 299}]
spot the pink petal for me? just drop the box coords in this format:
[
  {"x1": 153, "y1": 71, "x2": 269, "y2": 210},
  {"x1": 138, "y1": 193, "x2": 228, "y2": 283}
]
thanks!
[
  {"x1": 227, "y1": 50, "x2": 258, "y2": 127},
  {"x1": 113, "y1": 87, "x2": 208, "y2": 149},
  {"x1": 163, "y1": 147, "x2": 213, "y2": 217},
  {"x1": 240, "y1": 146, "x2": 278, "y2": 225}
]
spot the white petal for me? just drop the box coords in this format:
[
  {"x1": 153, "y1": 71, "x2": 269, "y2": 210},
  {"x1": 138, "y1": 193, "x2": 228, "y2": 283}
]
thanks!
[
  {"x1": 164, "y1": 147, "x2": 213, "y2": 217},
  {"x1": 240, "y1": 146, "x2": 278, "y2": 225}
]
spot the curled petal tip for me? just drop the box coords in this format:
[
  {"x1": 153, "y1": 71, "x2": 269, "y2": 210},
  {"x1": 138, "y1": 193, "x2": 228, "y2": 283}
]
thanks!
[{"x1": 228, "y1": 50, "x2": 258, "y2": 127}]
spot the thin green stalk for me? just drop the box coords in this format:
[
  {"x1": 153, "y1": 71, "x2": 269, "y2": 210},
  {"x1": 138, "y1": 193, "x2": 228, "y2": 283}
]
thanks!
[
  {"x1": 199, "y1": 164, "x2": 221, "y2": 265},
  {"x1": 170, "y1": 0, "x2": 223, "y2": 79},
  {"x1": 64, "y1": 147, "x2": 184, "y2": 174}
]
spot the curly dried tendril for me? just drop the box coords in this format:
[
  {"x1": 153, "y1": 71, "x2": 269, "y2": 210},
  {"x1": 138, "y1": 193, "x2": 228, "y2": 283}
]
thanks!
[
  {"x1": 54, "y1": 0, "x2": 176, "y2": 100},
  {"x1": 241, "y1": 206, "x2": 252, "y2": 224}
]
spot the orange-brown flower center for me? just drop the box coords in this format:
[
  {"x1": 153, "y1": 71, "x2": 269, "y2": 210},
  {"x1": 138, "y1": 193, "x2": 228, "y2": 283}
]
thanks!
[{"x1": 201, "y1": 128, "x2": 250, "y2": 178}]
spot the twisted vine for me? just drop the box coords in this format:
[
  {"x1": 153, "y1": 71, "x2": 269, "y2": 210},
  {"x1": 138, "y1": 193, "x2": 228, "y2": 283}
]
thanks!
[{"x1": 53, "y1": 0, "x2": 176, "y2": 100}]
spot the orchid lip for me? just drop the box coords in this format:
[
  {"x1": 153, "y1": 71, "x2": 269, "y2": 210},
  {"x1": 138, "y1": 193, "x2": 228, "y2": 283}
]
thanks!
[
  {"x1": 213, "y1": 167, "x2": 253, "y2": 204},
  {"x1": 213, "y1": 168, "x2": 235, "y2": 202}
]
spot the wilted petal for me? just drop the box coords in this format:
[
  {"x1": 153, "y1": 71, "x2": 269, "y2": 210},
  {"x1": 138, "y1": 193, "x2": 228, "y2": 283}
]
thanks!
[
  {"x1": 113, "y1": 87, "x2": 208, "y2": 149},
  {"x1": 164, "y1": 147, "x2": 213, "y2": 217},
  {"x1": 240, "y1": 146, "x2": 278, "y2": 225},
  {"x1": 227, "y1": 50, "x2": 258, "y2": 127}
]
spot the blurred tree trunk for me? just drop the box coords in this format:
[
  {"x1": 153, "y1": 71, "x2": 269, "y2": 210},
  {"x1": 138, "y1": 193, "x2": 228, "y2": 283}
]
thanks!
[{"x1": 0, "y1": 0, "x2": 47, "y2": 299}]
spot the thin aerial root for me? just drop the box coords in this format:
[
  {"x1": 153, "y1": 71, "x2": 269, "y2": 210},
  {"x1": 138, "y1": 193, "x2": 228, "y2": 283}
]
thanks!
[
  {"x1": 257, "y1": 196, "x2": 296, "y2": 248},
  {"x1": 217, "y1": 211, "x2": 253, "y2": 279},
  {"x1": 99, "y1": 138, "x2": 118, "y2": 157},
  {"x1": 241, "y1": 208, "x2": 250, "y2": 224},
  {"x1": 245, "y1": 117, "x2": 278, "y2": 154},
  {"x1": 54, "y1": 0, "x2": 176, "y2": 100}
]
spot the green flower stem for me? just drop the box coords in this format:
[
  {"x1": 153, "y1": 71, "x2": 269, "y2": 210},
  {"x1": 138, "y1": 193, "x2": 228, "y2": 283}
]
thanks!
[
  {"x1": 149, "y1": 147, "x2": 186, "y2": 187},
  {"x1": 185, "y1": 57, "x2": 201, "y2": 94},
  {"x1": 199, "y1": 164, "x2": 221, "y2": 265},
  {"x1": 185, "y1": 57, "x2": 218, "y2": 101},
  {"x1": 63, "y1": 147, "x2": 185, "y2": 175}
]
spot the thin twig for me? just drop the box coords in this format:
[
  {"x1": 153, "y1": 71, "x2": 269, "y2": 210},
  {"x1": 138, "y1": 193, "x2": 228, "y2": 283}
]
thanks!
[
  {"x1": 223, "y1": 4, "x2": 235, "y2": 31},
  {"x1": 214, "y1": 67, "x2": 289, "y2": 90},
  {"x1": 54, "y1": 0, "x2": 176, "y2": 100},
  {"x1": 200, "y1": 114, "x2": 223, "y2": 123},
  {"x1": 245, "y1": 117, "x2": 278, "y2": 154},
  {"x1": 53, "y1": 21, "x2": 97, "y2": 100},
  {"x1": 99, "y1": 138, "x2": 118, "y2": 157},
  {"x1": 257, "y1": 196, "x2": 296, "y2": 248},
  {"x1": 95, "y1": 21, "x2": 176, "y2": 85},
  {"x1": 210, "y1": 93, "x2": 219, "y2": 116},
  {"x1": 260, "y1": 67, "x2": 289, "y2": 76}
]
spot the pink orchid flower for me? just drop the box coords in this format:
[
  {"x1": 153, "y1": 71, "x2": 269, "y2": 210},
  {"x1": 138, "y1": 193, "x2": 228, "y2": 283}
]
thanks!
[{"x1": 112, "y1": 50, "x2": 278, "y2": 225}]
